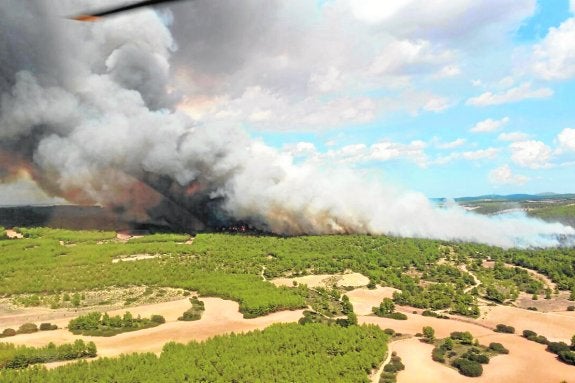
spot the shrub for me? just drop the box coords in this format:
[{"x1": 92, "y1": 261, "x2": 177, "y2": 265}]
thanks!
[
  {"x1": 432, "y1": 348, "x2": 446, "y2": 363},
  {"x1": 422, "y1": 310, "x2": 449, "y2": 319},
  {"x1": 452, "y1": 358, "x2": 483, "y2": 377},
  {"x1": 39, "y1": 323, "x2": 58, "y2": 331},
  {"x1": 150, "y1": 315, "x2": 166, "y2": 324},
  {"x1": 1, "y1": 328, "x2": 16, "y2": 337},
  {"x1": 386, "y1": 312, "x2": 407, "y2": 320},
  {"x1": 463, "y1": 352, "x2": 489, "y2": 364},
  {"x1": 527, "y1": 307, "x2": 538, "y2": 311},
  {"x1": 17, "y1": 323, "x2": 38, "y2": 334},
  {"x1": 383, "y1": 363, "x2": 399, "y2": 373},
  {"x1": 440, "y1": 338, "x2": 454, "y2": 351},
  {"x1": 489, "y1": 342, "x2": 509, "y2": 354},
  {"x1": 380, "y1": 371, "x2": 397, "y2": 383},
  {"x1": 523, "y1": 330, "x2": 537, "y2": 338},
  {"x1": 494, "y1": 324, "x2": 515, "y2": 334},
  {"x1": 567, "y1": 306, "x2": 575, "y2": 312},
  {"x1": 547, "y1": 342, "x2": 570, "y2": 355},
  {"x1": 383, "y1": 328, "x2": 395, "y2": 336},
  {"x1": 558, "y1": 350, "x2": 575, "y2": 365},
  {"x1": 534, "y1": 335, "x2": 549, "y2": 345},
  {"x1": 450, "y1": 331, "x2": 473, "y2": 345}
]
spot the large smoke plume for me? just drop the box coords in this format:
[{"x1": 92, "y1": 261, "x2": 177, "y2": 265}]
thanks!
[{"x1": 1, "y1": 1, "x2": 573, "y2": 248}]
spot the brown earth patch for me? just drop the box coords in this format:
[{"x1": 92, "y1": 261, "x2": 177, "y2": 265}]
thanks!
[
  {"x1": 5, "y1": 298, "x2": 305, "y2": 358},
  {"x1": 346, "y1": 286, "x2": 400, "y2": 316},
  {"x1": 271, "y1": 272, "x2": 370, "y2": 289}
]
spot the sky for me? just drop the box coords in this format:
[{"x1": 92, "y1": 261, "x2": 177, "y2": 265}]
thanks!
[
  {"x1": 170, "y1": 0, "x2": 575, "y2": 198},
  {"x1": 1, "y1": 0, "x2": 575, "y2": 208}
]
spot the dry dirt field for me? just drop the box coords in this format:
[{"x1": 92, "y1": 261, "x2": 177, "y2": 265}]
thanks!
[
  {"x1": 4, "y1": 297, "x2": 304, "y2": 357},
  {"x1": 1, "y1": 273, "x2": 574, "y2": 382},
  {"x1": 360, "y1": 306, "x2": 575, "y2": 383},
  {"x1": 271, "y1": 272, "x2": 369, "y2": 288},
  {"x1": 346, "y1": 286, "x2": 400, "y2": 315}
]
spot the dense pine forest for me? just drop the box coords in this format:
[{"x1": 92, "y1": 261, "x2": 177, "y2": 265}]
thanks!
[
  {"x1": 0, "y1": 323, "x2": 387, "y2": 382},
  {"x1": 1, "y1": 227, "x2": 574, "y2": 318}
]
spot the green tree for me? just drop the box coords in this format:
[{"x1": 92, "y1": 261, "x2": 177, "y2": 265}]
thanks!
[
  {"x1": 379, "y1": 298, "x2": 395, "y2": 315},
  {"x1": 423, "y1": 326, "x2": 435, "y2": 343}
]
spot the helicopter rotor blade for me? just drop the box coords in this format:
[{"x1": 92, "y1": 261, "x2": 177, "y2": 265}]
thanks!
[{"x1": 70, "y1": 0, "x2": 190, "y2": 21}]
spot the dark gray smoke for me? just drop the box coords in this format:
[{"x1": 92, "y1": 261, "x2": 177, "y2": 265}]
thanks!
[{"x1": 0, "y1": 1, "x2": 573, "y2": 246}]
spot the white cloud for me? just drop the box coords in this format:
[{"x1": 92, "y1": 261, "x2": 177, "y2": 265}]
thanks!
[
  {"x1": 435, "y1": 138, "x2": 466, "y2": 149},
  {"x1": 348, "y1": 0, "x2": 413, "y2": 24},
  {"x1": 170, "y1": 0, "x2": 537, "y2": 131},
  {"x1": 557, "y1": 128, "x2": 575, "y2": 152},
  {"x1": 423, "y1": 95, "x2": 452, "y2": 112},
  {"x1": 369, "y1": 140, "x2": 428, "y2": 166},
  {"x1": 466, "y1": 83, "x2": 553, "y2": 106},
  {"x1": 510, "y1": 140, "x2": 552, "y2": 169},
  {"x1": 532, "y1": 18, "x2": 575, "y2": 80},
  {"x1": 283, "y1": 142, "x2": 318, "y2": 158},
  {"x1": 571, "y1": 0, "x2": 575, "y2": 12},
  {"x1": 308, "y1": 67, "x2": 344, "y2": 93},
  {"x1": 298, "y1": 139, "x2": 429, "y2": 167},
  {"x1": 470, "y1": 117, "x2": 509, "y2": 133},
  {"x1": 369, "y1": 39, "x2": 455, "y2": 76},
  {"x1": 461, "y1": 148, "x2": 500, "y2": 160},
  {"x1": 489, "y1": 164, "x2": 529, "y2": 185},
  {"x1": 193, "y1": 87, "x2": 378, "y2": 130},
  {"x1": 498, "y1": 132, "x2": 530, "y2": 142},
  {"x1": 434, "y1": 147, "x2": 499, "y2": 164}
]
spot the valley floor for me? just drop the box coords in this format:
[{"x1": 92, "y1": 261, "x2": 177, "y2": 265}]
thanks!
[{"x1": 1, "y1": 276, "x2": 574, "y2": 382}]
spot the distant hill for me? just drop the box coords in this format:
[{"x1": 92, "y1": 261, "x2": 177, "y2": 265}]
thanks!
[{"x1": 433, "y1": 193, "x2": 575, "y2": 203}]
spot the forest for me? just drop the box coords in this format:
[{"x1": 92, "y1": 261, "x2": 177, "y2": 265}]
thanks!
[
  {"x1": 1, "y1": 228, "x2": 574, "y2": 318},
  {"x1": 68, "y1": 311, "x2": 166, "y2": 336},
  {"x1": 0, "y1": 340, "x2": 96, "y2": 369},
  {"x1": 0, "y1": 323, "x2": 388, "y2": 382}
]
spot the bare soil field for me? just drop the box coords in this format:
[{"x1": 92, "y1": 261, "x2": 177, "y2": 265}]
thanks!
[
  {"x1": 513, "y1": 291, "x2": 574, "y2": 312},
  {"x1": 5, "y1": 229, "x2": 23, "y2": 239},
  {"x1": 271, "y1": 272, "x2": 369, "y2": 289},
  {"x1": 4, "y1": 297, "x2": 304, "y2": 357},
  {"x1": 0, "y1": 287, "x2": 186, "y2": 322},
  {"x1": 479, "y1": 304, "x2": 575, "y2": 341},
  {"x1": 111, "y1": 254, "x2": 162, "y2": 263},
  {"x1": 363, "y1": 312, "x2": 575, "y2": 383},
  {"x1": 346, "y1": 286, "x2": 400, "y2": 315},
  {"x1": 1, "y1": 273, "x2": 573, "y2": 381}
]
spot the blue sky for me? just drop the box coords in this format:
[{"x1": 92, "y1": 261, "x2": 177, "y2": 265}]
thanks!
[{"x1": 177, "y1": 0, "x2": 575, "y2": 198}]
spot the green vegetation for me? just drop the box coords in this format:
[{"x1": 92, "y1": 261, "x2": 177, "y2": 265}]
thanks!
[
  {"x1": 0, "y1": 340, "x2": 96, "y2": 369},
  {"x1": 522, "y1": 329, "x2": 549, "y2": 345},
  {"x1": 431, "y1": 331, "x2": 507, "y2": 377},
  {"x1": 393, "y1": 283, "x2": 479, "y2": 318},
  {"x1": 372, "y1": 298, "x2": 407, "y2": 320},
  {"x1": 559, "y1": 350, "x2": 575, "y2": 365},
  {"x1": 3, "y1": 228, "x2": 575, "y2": 320},
  {"x1": 299, "y1": 294, "x2": 358, "y2": 328},
  {"x1": 380, "y1": 352, "x2": 404, "y2": 383},
  {"x1": 494, "y1": 324, "x2": 515, "y2": 334},
  {"x1": 0, "y1": 329, "x2": 16, "y2": 338},
  {"x1": 422, "y1": 326, "x2": 435, "y2": 343},
  {"x1": 39, "y1": 323, "x2": 58, "y2": 331},
  {"x1": 488, "y1": 342, "x2": 509, "y2": 354},
  {"x1": 68, "y1": 312, "x2": 165, "y2": 337},
  {"x1": 421, "y1": 310, "x2": 449, "y2": 319},
  {"x1": 0, "y1": 323, "x2": 388, "y2": 382},
  {"x1": 178, "y1": 297, "x2": 205, "y2": 321},
  {"x1": 454, "y1": 243, "x2": 575, "y2": 292}
]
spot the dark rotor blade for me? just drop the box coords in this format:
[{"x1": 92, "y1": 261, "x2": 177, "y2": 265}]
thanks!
[{"x1": 71, "y1": 0, "x2": 189, "y2": 21}]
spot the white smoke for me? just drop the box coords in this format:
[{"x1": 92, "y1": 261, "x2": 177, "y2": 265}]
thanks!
[{"x1": 0, "y1": 1, "x2": 573, "y2": 248}]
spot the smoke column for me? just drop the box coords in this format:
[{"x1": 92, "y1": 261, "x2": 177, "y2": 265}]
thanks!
[{"x1": 0, "y1": 1, "x2": 573, "y2": 248}]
